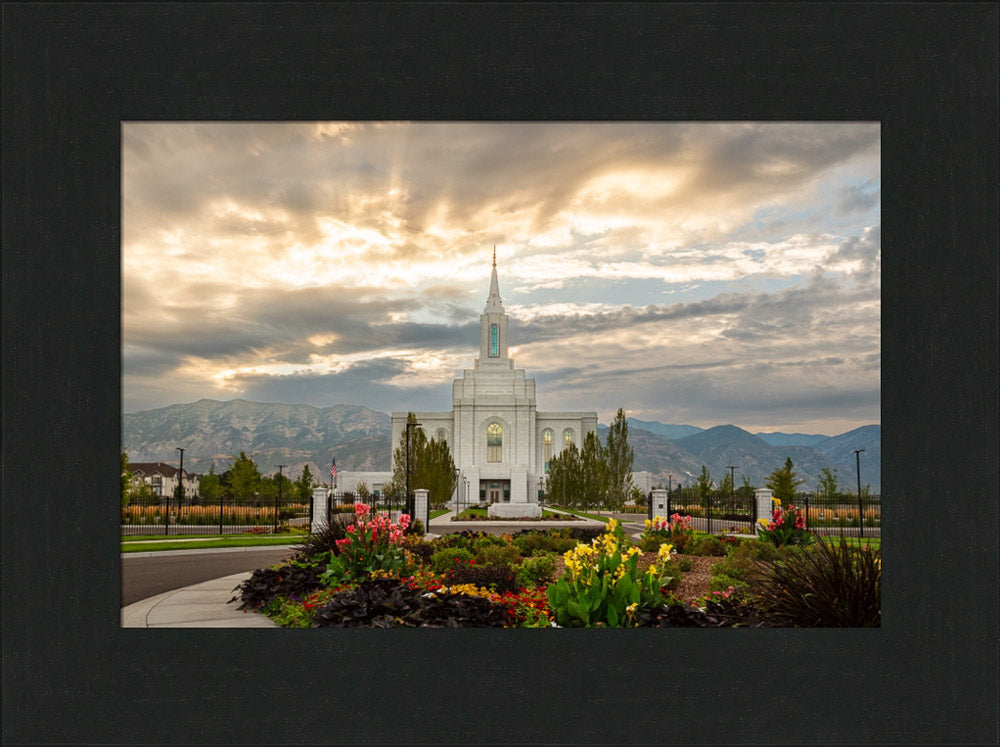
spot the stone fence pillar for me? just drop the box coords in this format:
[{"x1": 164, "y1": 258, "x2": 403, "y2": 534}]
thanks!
[
  {"x1": 311, "y1": 486, "x2": 329, "y2": 533},
  {"x1": 413, "y1": 488, "x2": 429, "y2": 530},
  {"x1": 650, "y1": 489, "x2": 669, "y2": 519},
  {"x1": 754, "y1": 488, "x2": 773, "y2": 535}
]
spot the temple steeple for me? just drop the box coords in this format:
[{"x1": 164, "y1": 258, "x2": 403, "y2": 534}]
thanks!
[
  {"x1": 485, "y1": 245, "x2": 503, "y2": 312},
  {"x1": 477, "y1": 247, "x2": 510, "y2": 367}
]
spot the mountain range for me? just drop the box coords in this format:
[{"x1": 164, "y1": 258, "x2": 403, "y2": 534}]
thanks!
[{"x1": 122, "y1": 399, "x2": 880, "y2": 493}]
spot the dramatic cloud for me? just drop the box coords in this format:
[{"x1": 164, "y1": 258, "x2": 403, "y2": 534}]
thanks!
[{"x1": 123, "y1": 122, "x2": 880, "y2": 434}]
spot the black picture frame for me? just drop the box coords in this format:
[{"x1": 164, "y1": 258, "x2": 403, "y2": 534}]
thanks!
[{"x1": 3, "y1": 3, "x2": 997, "y2": 744}]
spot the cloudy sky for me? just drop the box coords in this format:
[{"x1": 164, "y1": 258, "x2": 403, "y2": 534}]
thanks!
[{"x1": 123, "y1": 122, "x2": 880, "y2": 435}]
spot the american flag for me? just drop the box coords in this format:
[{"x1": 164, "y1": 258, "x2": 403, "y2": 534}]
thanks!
[{"x1": 330, "y1": 458, "x2": 337, "y2": 484}]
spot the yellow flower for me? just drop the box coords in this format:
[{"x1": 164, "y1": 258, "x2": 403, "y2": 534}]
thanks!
[
  {"x1": 771, "y1": 497, "x2": 781, "y2": 507},
  {"x1": 644, "y1": 519, "x2": 652, "y2": 529},
  {"x1": 656, "y1": 543, "x2": 674, "y2": 564}
]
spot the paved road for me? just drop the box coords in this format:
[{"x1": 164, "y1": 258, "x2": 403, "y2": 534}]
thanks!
[{"x1": 121, "y1": 546, "x2": 298, "y2": 606}]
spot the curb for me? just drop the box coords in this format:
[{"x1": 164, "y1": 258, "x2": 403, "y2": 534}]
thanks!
[{"x1": 121, "y1": 572, "x2": 279, "y2": 628}]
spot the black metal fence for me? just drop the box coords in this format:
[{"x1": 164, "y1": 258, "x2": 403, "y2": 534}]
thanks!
[
  {"x1": 121, "y1": 494, "x2": 311, "y2": 536},
  {"x1": 799, "y1": 493, "x2": 881, "y2": 536},
  {"x1": 654, "y1": 490, "x2": 881, "y2": 537},
  {"x1": 323, "y1": 490, "x2": 412, "y2": 528}
]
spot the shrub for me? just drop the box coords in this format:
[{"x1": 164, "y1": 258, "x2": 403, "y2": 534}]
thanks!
[
  {"x1": 516, "y1": 554, "x2": 557, "y2": 587},
  {"x1": 639, "y1": 535, "x2": 667, "y2": 552},
  {"x1": 687, "y1": 534, "x2": 727, "y2": 556},
  {"x1": 754, "y1": 536, "x2": 881, "y2": 627},
  {"x1": 674, "y1": 555, "x2": 693, "y2": 572},
  {"x1": 511, "y1": 530, "x2": 578, "y2": 556},
  {"x1": 710, "y1": 540, "x2": 779, "y2": 584},
  {"x1": 404, "y1": 517, "x2": 424, "y2": 536},
  {"x1": 476, "y1": 543, "x2": 523, "y2": 568},
  {"x1": 448, "y1": 562, "x2": 521, "y2": 594},
  {"x1": 430, "y1": 547, "x2": 476, "y2": 574},
  {"x1": 708, "y1": 574, "x2": 749, "y2": 594}
]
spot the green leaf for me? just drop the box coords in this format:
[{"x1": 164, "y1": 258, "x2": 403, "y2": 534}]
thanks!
[{"x1": 607, "y1": 605, "x2": 619, "y2": 627}]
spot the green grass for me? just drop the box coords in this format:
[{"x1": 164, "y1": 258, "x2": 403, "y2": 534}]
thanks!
[
  {"x1": 429, "y1": 509, "x2": 450, "y2": 519},
  {"x1": 546, "y1": 506, "x2": 611, "y2": 522},
  {"x1": 453, "y1": 507, "x2": 489, "y2": 520},
  {"x1": 121, "y1": 532, "x2": 307, "y2": 553},
  {"x1": 820, "y1": 535, "x2": 881, "y2": 550}
]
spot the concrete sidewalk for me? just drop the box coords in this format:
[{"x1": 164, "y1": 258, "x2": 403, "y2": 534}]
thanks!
[{"x1": 121, "y1": 572, "x2": 279, "y2": 628}]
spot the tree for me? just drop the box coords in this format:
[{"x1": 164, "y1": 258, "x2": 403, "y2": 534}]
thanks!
[
  {"x1": 547, "y1": 442, "x2": 581, "y2": 508},
  {"x1": 421, "y1": 438, "x2": 458, "y2": 508},
  {"x1": 717, "y1": 470, "x2": 734, "y2": 501},
  {"x1": 604, "y1": 408, "x2": 635, "y2": 512},
  {"x1": 696, "y1": 465, "x2": 714, "y2": 509},
  {"x1": 224, "y1": 451, "x2": 262, "y2": 504},
  {"x1": 295, "y1": 464, "x2": 315, "y2": 502},
  {"x1": 766, "y1": 457, "x2": 804, "y2": 503},
  {"x1": 121, "y1": 451, "x2": 132, "y2": 509},
  {"x1": 816, "y1": 467, "x2": 840, "y2": 502},
  {"x1": 580, "y1": 430, "x2": 608, "y2": 511},
  {"x1": 389, "y1": 413, "x2": 429, "y2": 496},
  {"x1": 199, "y1": 463, "x2": 222, "y2": 505},
  {"x1": 388, "y1": 413, "x2": 456, "y2": 508}
]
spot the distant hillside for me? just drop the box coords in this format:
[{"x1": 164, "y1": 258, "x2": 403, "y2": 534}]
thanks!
[
  {"x1": 626, "y1": 419, "x2": 703, "y2": 441},
  {"x1": 755, "y1": 431, "x2": 831, "y2": 447},
  {"x1": 123, "y1": 399, "x2": 391, "y2": 480},
  {"x1": 123, "y1": 399, "x2": 879, "y2": 492}
]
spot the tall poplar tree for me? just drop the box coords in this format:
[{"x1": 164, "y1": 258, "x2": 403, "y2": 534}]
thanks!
[
  {"x1": 604, "y1": 408, "x2": 635, "y2": 511},
  {"x1": 580, "y1": 430, "x2": 608, "y2": 512},
  {"x1": 547, "y1": 442, "x2": 581, "y2": 508}
]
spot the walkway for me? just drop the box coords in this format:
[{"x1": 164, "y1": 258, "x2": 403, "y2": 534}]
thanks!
[{"x1": 121, "y1": 571, "x2": 278, "y2": 628}]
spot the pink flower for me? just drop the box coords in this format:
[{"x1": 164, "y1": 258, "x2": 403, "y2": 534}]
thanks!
[
  {"x1": 355, "y1": 502, "x2": 370, "y2": 517},
  {"x1": 346, "y1": 524, "x2": 356, "y2": 534}
]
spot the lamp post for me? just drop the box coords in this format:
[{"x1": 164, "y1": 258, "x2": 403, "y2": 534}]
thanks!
[
  {"x1": 852, "y1": 449, "x2": 865, "y2": 538},
  {"x1": 275, "y1": 465, "x2": 286, "y2": 533},
  {"x1": 454, "y1": 468, "x2": 461, "y2": 512},
  {"x1": 405, "y1": 421, "x2": 422, "y2": 519},
  {"x1": 171, "y1": 447, "x2": 184, "y2": 536}
]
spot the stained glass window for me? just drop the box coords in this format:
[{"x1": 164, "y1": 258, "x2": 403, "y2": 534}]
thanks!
[
  {"x1": 489, "y1": 324, "x2": 498, "y2": 357},
  {"x1": 487, "y1": 422, "x2": 502, "y2": 462}
]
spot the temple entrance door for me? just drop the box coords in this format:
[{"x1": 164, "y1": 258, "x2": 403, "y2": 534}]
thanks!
[{"x1": 488, "y1": 486, "x2": 501, "y2": 504}]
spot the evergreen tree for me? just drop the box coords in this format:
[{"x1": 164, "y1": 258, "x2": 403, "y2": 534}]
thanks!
[
  {"x1": 580, "y1": 430, "x2": 608, "y2": 511},
  {"x1": 547, "y1": 442, "x2": 581, "y2": 508},
  {"x1": 766, "y1": 457, "x2": 804, "y2": 503},
  {"x1": 604, "y1": 408, "x2": 635, "y2": 512}
]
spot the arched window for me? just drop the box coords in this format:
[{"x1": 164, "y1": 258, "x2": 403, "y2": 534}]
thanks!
[
  {"x1": 489, "y1": 324, "x2": 499, "y2": 357},
  {"x1": 543, "y1": 429, "x2": 553, "y2": 474},
  {"x1": 563, "y1": 428, "x2": 575, "y2": 449},
  {"x1": 487, "y1": 422, "x2": 502, "y2": 462},
  {"x1": 436, "y1": 428, "x2": 448, "y2": 443}
]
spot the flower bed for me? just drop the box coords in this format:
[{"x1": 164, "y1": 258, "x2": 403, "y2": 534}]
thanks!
[{"x1": 232, "y1": 503, "x2": 880, "y2": 628}]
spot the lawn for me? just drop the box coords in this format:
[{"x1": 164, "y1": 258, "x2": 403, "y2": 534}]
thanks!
[{"x1": 121, "y1": 532, "x2": 306, "y2": 552}]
